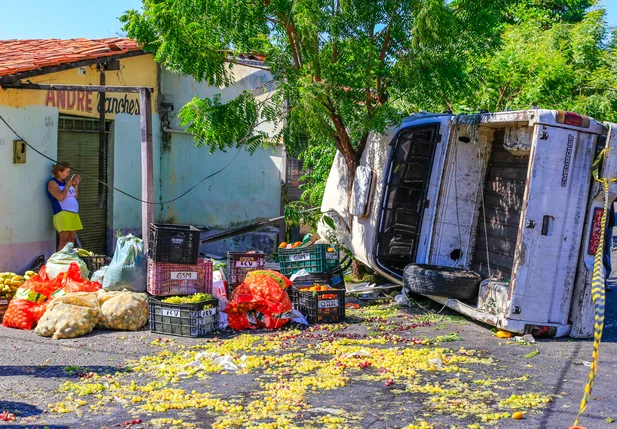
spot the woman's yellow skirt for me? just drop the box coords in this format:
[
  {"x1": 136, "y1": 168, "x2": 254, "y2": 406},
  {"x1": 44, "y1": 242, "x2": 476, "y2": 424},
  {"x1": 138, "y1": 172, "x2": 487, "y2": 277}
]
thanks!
[{"x1": 53, "y1": 211, "x2": 83, "y2": 233}]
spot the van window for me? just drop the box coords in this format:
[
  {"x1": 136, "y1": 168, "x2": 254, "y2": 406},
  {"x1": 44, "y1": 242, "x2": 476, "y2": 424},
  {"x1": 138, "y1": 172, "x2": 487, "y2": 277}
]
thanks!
[{"x1": 375, "y1": 123, "x2": 440, "y2": 277}]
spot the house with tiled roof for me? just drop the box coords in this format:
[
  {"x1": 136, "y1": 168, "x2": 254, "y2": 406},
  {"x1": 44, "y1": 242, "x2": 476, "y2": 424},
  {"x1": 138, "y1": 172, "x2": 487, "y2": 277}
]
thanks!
[{"x1": 0, "y1": 38, "x2": 284, "y2": 272}]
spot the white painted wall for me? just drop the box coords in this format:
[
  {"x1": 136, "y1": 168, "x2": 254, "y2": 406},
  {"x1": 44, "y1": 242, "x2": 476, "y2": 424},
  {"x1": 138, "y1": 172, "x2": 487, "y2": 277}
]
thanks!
[
  {"x1": 110, "y1": 113, "x2": 162, "y2": 237},
  {"x1": 0, "y1": 105, "x2": 58, "y2": 272},
  {"x1": 158, "y1": 65, "x2": 284, "y2": 229}
]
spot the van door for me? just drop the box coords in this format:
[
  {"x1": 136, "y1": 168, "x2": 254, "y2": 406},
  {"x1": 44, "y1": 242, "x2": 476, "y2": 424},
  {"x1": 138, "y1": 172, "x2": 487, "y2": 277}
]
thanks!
[
  {"x1": 508, "y1": 125, "x2": 598, "y2": 326},
  {"x1": 375, "y1": 123, "x2": 441, "y2": 277}
]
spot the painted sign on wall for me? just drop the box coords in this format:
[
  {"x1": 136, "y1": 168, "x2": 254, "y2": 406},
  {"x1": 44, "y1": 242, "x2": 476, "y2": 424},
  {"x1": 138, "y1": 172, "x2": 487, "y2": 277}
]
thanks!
[
  {"x1": 0, "y1": 55, "x2": 157, "y2": 120},
  {"x1": 44, "y1": 90, "x2": 141, "y2": 116}
]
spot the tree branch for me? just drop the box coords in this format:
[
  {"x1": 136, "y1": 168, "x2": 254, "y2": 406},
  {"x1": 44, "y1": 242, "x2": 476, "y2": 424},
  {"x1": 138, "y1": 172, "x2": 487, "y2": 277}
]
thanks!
[
  {"x1": 264, "y1": 16, "x2": 281, "y2": 25},
  {"x1": 376, "y1": 1, "x2": 398, "y2": 100},
  {"x1": 355, "y1": 132, "x2": 370, "y2": 163},
  {"x1": 288, "y1": 18, "x2": 303, "y2": 67},
  {"x1": 495, "y1": 81, "x2": 510, "y2": 111},
  {"x1": 332, "y1": 0, "x2": 338, "y2": 63},
  {"x1": 325, "y1": 97, "x2": 357, "y2": 175},
  {"x1": 276, "y1": 12, "x2": 301, "y2": 69},
  {"x1": 579, "y1": 86, "x2": 617, "y2": 92}
]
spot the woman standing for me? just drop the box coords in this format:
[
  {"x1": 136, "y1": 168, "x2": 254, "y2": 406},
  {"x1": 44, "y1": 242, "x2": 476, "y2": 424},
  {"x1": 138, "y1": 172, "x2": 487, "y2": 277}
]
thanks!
[{"x1": 47, "y1": 162, "x2": 83, "y2": 251}]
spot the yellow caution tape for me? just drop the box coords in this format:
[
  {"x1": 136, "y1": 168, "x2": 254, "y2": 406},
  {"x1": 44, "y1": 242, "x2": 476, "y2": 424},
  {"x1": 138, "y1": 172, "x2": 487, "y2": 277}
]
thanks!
[{"x1": 574, "y1": 153, "x2": 615, "y2": 424}]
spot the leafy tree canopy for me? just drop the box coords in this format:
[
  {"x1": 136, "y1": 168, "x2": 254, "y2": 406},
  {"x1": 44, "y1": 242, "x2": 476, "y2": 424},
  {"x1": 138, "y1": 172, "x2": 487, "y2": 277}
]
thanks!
[
  {"x1": 123, "y1": 0, "x2": 512, "y2": 174},
  {"x1": 122, "y1": 0, "x2": 616, "y2": 222}
]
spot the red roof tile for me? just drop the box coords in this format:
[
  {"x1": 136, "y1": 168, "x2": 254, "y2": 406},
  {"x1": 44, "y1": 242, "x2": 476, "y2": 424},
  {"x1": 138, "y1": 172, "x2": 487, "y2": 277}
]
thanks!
[{"x1": 0, "y1": 38, "x2": 143, "y2": 78}]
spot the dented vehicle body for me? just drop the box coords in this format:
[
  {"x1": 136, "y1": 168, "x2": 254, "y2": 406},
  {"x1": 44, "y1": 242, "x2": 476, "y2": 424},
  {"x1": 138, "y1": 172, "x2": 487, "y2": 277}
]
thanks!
[{"x1": 320, "y1": 109, "x2": 617, "y2": 338}]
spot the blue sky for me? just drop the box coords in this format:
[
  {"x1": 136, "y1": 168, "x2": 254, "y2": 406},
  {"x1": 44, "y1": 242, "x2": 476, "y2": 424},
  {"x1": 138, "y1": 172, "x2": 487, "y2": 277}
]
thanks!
[
  {"x1": 0, "y1": 0, "x2": 143, "y2": 39},
  {"x1": 0, "y1": 0, "x2": 615, "y2": 40}
]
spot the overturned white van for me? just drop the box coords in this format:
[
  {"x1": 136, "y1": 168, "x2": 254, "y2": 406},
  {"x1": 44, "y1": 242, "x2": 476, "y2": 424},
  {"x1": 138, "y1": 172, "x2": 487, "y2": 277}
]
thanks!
[{"x1": 320, "y1": 110, "x2": 617, "y2": 338}]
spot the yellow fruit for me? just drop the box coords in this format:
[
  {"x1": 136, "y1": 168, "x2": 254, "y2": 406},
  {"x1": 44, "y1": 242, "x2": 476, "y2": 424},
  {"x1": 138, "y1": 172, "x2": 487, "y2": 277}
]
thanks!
[
  {"x1": 25, "y1": 271, "x2": 36, "y2": 277},
  {"x1": 11, "y1": 276, "x2": 24, "y2": 282},
  {"x1": 495, "y1": 330, "x2": 513, "y2": 339},
  {"x1": 513, "y1": 412, "x2": 524, "y2": 419},
  {"x1": 77, "y1": 248, "x2": 93, "y2": 258}
]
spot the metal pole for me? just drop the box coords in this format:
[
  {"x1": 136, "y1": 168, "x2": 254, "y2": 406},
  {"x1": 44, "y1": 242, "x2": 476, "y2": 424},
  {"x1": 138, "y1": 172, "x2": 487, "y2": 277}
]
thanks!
[
  {"x1": 98, "y1": 67, "x2": 106, "y2": 209},
  {"x1": 140, "y1": 88, "x2": 154, "y2": 249}
]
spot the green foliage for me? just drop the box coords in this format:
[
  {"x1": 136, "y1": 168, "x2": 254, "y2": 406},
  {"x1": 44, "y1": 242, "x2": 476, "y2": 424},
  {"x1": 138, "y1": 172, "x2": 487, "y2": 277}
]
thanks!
[
  {"x1": 460, "y1": 7, "x2": 617, "y2": 122},
  {"x1": 509, "y1": 0, "x2": 597, "y2": 25},
  {"x1": 123, "y1": 0, "x2": 513, "y2": 165},
  {"x1": 122, "y1": 0, "x2": 617, "y2": 224}
]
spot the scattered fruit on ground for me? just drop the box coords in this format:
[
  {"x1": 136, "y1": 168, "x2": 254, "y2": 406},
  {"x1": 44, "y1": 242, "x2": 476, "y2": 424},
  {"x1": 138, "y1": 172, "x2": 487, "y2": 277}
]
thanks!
[{"x1": 44, "y1": 303, "x2": 553, "y2": 428}]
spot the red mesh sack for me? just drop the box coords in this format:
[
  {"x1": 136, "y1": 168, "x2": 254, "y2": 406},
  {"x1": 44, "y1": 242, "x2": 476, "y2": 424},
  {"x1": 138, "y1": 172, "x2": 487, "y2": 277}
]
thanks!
[
  {"x1": 227, "y1": 312, "x2": 256, "y2": 330},
  {"x1": 2, "y1": 277, "x2": 56, "y2": 329},
  {"x1": 59, "y1": 263, "x2": 101, "y2": 294},
  {"x1": 2, "y1": 299, "x2": 39, "y2": 330},
  {"x1": 225, "y1": 272, "x2": 292, "y2": 330},
  {"x1": 2, "y1": 265, "x2": 69, "y2": 330},
  {"x1": 245, "y1": 270, "x2": 292, "y2": 289}
]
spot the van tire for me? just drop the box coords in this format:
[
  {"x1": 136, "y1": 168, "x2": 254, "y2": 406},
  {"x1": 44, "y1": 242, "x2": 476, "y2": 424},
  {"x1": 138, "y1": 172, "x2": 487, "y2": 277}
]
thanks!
[{"x1": 403, "y1": 264, "x2": 481, "y2": 301}]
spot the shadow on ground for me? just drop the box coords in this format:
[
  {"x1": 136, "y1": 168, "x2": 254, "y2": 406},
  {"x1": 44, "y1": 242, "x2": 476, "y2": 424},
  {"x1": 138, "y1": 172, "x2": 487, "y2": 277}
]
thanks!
[
  {"x1": 0, "y1": 365, "x2": 131, "y2": 378},
  {"x1": 0, "y1": 427, "x2": 69, "y2": 429},
  {"x1": 0, "y1": 401, "x2": 42, "y2": 418}
]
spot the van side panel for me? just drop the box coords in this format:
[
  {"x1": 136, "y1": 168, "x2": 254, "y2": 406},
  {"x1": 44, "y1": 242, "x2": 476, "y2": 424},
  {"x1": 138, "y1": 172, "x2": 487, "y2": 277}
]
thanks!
[{"x1": 509, "y1": 126, "x2": 596, "y2": 326}]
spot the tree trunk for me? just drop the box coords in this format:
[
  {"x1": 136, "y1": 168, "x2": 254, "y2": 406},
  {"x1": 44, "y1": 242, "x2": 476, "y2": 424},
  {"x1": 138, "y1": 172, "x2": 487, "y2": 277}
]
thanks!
[{"x1": 352, "y1": 259, "x2": 366, "y2": 281}]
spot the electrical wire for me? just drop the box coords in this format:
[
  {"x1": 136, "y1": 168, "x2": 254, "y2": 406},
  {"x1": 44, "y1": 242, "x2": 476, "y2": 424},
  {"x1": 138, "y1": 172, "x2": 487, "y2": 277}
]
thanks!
[
  {"x1": 0, "y1": 1, "x2": 297, "y2": 207},
  {"x1": 0, "y1": 112, "x2": 243, "y2": 205}
]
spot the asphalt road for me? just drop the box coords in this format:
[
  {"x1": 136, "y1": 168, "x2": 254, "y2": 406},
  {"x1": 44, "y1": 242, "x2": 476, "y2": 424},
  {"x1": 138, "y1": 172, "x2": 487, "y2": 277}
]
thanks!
[{"x1": 0, "y1": 294, "x2": 616, "y2": 429}]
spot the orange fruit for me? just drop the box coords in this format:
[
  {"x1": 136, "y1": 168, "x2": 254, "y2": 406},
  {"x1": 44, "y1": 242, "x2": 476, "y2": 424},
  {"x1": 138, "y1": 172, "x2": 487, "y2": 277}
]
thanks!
[
  {"x1": 513, "y1": 412, "x2": 524, "y2": 419},
  {"x1": 279, "y1": 242, "x2": 288, "y2": 248}
]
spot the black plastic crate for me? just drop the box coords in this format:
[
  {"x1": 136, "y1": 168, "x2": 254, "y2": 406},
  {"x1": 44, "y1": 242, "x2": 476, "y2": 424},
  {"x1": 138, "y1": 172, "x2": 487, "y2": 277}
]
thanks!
[
  {"x1": 227, "y1": 252, "x2": 266, "y2": 289},
  {"x1": 80, "y1": 255, "x2": 111, "y2": 274},
  {"x1": 278, "y1": 244, "x2": 340, "y2": 276},
  {"x1": 149, "y1": 224, "x2": 201, "y2": 265},
  {"x1": 149, "y1": 296, "x2": 218, "y2": 338},
  {"x1": 292, "y1": 266, "x2": 345, "y2": 290},
  {"x1": 292, "y1": 285, "x2": 345, "y2": 324}
]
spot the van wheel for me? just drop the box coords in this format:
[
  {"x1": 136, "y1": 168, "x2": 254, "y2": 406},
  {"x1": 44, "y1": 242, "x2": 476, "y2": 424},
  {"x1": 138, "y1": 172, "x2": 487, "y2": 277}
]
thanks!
[{"x1": 403, "y1": 264, "x2": 481, "y2": 301}]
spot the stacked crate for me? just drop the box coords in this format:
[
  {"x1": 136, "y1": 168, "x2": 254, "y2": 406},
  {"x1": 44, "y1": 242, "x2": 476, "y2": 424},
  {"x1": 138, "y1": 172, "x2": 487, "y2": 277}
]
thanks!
[
  {"x1": 226, "y1": 251, "x2": 266, "y2": 295},
  {"x1": 278, "y1": 244, "x2": 345, "y2": 324},
  {"x1": 147, "y1": 224, "x2": 217, "y2": 337}
]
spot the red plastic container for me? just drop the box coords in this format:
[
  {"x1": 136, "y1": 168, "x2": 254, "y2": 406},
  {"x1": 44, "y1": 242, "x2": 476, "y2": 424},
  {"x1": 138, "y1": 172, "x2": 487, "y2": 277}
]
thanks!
[{"x1": 147, "y1": 258, "x2": 213, "y2": 297}]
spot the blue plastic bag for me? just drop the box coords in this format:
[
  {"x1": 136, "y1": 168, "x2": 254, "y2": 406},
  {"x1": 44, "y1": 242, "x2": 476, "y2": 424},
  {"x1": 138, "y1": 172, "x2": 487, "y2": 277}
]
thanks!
[{"x1": 103, "y1": 234, "x2": 146, "y2": 292}]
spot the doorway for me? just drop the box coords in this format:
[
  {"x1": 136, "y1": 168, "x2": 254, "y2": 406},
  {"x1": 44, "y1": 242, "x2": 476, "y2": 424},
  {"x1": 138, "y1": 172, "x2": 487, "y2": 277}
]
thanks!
[{"x1": 57, "y1": 116, "x2": 111, "y2": 255}]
